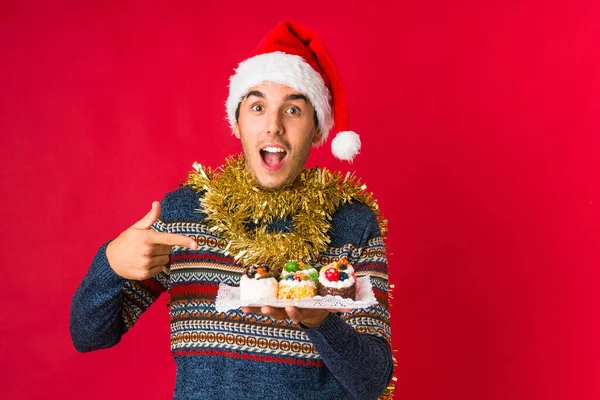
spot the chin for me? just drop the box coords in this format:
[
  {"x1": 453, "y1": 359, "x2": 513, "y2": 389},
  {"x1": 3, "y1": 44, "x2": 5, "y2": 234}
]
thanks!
[
  {"x1": 256, "y1": 177, "x2": 287, "y2": 191},
  {"x1": 255, "y1": 170, "x2": 295, "y2": 190}
]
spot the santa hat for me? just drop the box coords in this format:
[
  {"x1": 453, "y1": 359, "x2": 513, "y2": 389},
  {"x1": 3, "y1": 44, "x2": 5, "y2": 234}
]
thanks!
[{"x1": 226, "y1": 21, "x2": 361, "y2": 162}]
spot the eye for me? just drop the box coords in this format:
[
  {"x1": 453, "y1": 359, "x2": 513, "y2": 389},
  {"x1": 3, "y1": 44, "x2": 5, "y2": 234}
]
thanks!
[
  {"x1": 285, "y1": 106, "x2": 301, "y2": 115},
  {"x1": 252, "y1": 104, "x2": 264, "y2": 112}
]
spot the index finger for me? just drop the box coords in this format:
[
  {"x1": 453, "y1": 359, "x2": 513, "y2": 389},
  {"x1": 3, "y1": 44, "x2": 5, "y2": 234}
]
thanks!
[{"x1": 148, "y1": 230, "x2": 198, "y2": 249}]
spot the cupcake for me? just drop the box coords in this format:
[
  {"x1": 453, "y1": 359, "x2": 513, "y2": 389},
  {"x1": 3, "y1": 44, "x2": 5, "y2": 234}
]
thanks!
[
  {"x1": 240, "y1": 264, "x2": 278, "y2": 301},
  {"x1": 318, "y1": 257, "x2": 356, "y2": 300},
  {"x1": 277, "y1": 261, "x2": 318, "y2": 300}
]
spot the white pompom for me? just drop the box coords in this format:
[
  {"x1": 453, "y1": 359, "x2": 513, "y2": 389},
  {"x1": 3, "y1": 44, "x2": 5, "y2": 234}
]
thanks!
[{"x1": 331, "y1": 131, "x2": 361, "y2": 161}]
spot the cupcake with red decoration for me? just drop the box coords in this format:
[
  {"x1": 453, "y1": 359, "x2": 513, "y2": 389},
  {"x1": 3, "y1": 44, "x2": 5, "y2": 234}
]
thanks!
[
  {"x1": 277, "y1": 261, "x2": 319, "y2": 300},
  {"x1": 318, "y1": 257, "x2": 356, "y2": 300}
]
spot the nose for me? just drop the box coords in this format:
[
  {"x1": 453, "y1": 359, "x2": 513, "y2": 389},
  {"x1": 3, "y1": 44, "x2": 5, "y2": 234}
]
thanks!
[{"x1": 265, "y1": 109, "x2": 284, "y2": 135}]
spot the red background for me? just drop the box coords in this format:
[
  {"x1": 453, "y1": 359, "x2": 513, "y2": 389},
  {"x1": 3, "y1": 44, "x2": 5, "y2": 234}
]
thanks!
[{"x1": 1, "y1": 1, "x2": 598, "y2": 399}]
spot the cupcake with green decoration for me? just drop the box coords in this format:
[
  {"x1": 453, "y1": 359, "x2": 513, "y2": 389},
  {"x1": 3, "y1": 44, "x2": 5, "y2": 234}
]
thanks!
[{"x1": 277, "y1": 261, "x2": 319, "y2": 300}]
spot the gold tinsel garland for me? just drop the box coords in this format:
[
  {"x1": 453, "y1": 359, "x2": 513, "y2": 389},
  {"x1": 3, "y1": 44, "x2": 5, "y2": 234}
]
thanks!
[
  {"x1": 185, "y1": 154, "x2": 387, "y2": 269},
  {"x1": 185, "y1": 154, "x2": 395, "y2": 398}
]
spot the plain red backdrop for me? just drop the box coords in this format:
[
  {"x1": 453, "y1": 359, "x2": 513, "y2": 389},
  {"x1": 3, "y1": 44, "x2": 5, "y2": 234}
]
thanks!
[{"x1": 1, "y1": 1, "x2": 598, "y2": 399}]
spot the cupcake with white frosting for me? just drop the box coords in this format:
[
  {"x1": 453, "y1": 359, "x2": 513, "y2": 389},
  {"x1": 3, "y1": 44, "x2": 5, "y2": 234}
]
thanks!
[{"x1": 240, "y1": 264, "x2": 278, "y2": 301}]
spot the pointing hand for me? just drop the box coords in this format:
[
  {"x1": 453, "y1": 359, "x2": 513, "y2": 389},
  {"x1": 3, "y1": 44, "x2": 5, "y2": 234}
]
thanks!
[{"x1": 106, "y1": 201, "x2": 198, "y2": 280}]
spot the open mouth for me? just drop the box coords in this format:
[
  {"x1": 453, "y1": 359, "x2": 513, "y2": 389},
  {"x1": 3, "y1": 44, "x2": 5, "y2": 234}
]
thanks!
[{"x1": 260, "y1": 146, "x2": 287, "y2": 170}]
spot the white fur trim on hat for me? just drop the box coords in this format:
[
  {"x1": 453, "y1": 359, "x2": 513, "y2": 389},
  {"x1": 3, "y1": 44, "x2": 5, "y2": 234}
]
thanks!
[
  {"x1": 331, "y1": 131, "x2": 361, "y2": 161},
  {"x1": 226, "y1": 51, "x2": 333, "y2": 146}
]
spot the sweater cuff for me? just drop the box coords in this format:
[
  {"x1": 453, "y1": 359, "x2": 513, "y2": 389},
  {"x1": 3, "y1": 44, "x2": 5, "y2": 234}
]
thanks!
[
  {"x1": 89, "y1": 240, "x2": 127, "y2": 290},
  {"x1": 302, "y1": 312, "x2": 356, "y2": 344}
]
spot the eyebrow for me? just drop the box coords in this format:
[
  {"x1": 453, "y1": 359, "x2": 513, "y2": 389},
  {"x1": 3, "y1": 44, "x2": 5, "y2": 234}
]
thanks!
[
  {"x1": 285, "y1": 93, "x2": 308, "y2": 102},
  {"x1": 245, "y1": 90, "x2": 265, "y2": 99},
  {"x1": 245, "y1": 91, "x2": 307, "y2": 103}
]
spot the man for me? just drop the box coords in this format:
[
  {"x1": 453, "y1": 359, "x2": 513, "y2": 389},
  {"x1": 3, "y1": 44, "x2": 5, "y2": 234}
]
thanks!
[{"x1": 70, "y1": 21, "x2": 393, "y2": 399}]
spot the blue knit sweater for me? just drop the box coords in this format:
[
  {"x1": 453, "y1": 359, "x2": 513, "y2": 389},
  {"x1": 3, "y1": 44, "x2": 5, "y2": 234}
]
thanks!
[{"x1": 70, "y1": 185, "x2": 393, "y2": 399}]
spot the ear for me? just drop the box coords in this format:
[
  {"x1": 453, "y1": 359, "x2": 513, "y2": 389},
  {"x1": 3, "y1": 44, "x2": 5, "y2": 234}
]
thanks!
[
  {"x1": 311, "y1": 127, "x2": 322, "y2": 145},
  {"x1": 233, "y1": 123, "x2": 241, "y2": 139}
]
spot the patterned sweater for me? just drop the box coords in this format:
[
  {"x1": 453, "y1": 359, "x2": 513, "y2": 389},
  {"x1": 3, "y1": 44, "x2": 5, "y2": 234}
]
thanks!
[{"x1": 70, "y1": 185, "x2": 393, "y2": 400}]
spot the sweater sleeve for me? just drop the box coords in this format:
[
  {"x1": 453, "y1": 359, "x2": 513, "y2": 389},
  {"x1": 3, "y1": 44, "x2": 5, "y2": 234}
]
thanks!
[
  {"x1": 303, "y1": 208, "x2": 393, "y2": 400},
  {"x1": 69, "y1": 187, "x2": 202, "y2": 353},
  {"x1": 70, "y1": 225, "x2": 172, "y2": 353},
  {"x1": 303, "y1": 314, "x2": 393, "y2": 400}
]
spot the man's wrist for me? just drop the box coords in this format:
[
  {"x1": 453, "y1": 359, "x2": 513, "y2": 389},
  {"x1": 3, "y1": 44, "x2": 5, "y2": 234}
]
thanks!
[{"x1": 299, "y1": 311, "x2": 330, "y2": 329}]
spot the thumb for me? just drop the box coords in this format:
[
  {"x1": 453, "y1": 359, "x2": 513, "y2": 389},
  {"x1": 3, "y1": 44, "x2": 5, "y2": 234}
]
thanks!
[
  {"x1": 285, "y1": 306, "x2": 303, "y2": 324},
  {"x1": 132, "y1": 201, "x2": 161, "y2": 229}
]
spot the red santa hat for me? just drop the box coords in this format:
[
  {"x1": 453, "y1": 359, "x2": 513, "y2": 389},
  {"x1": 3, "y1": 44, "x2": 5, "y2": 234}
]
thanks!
[{"x1": 226, "y1": 21, "x2": 361, "y2": 162}]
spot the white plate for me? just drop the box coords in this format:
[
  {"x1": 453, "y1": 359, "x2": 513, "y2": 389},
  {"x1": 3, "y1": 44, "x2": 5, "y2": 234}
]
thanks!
[{"x1": 215, "y1": 276, "x2": 378, "y2": 312}]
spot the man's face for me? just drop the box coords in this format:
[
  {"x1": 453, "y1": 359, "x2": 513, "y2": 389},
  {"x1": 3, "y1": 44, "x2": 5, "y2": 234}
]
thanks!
[{"x1": 234, "y1": 82, "x2": 321, "y2": 190}]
